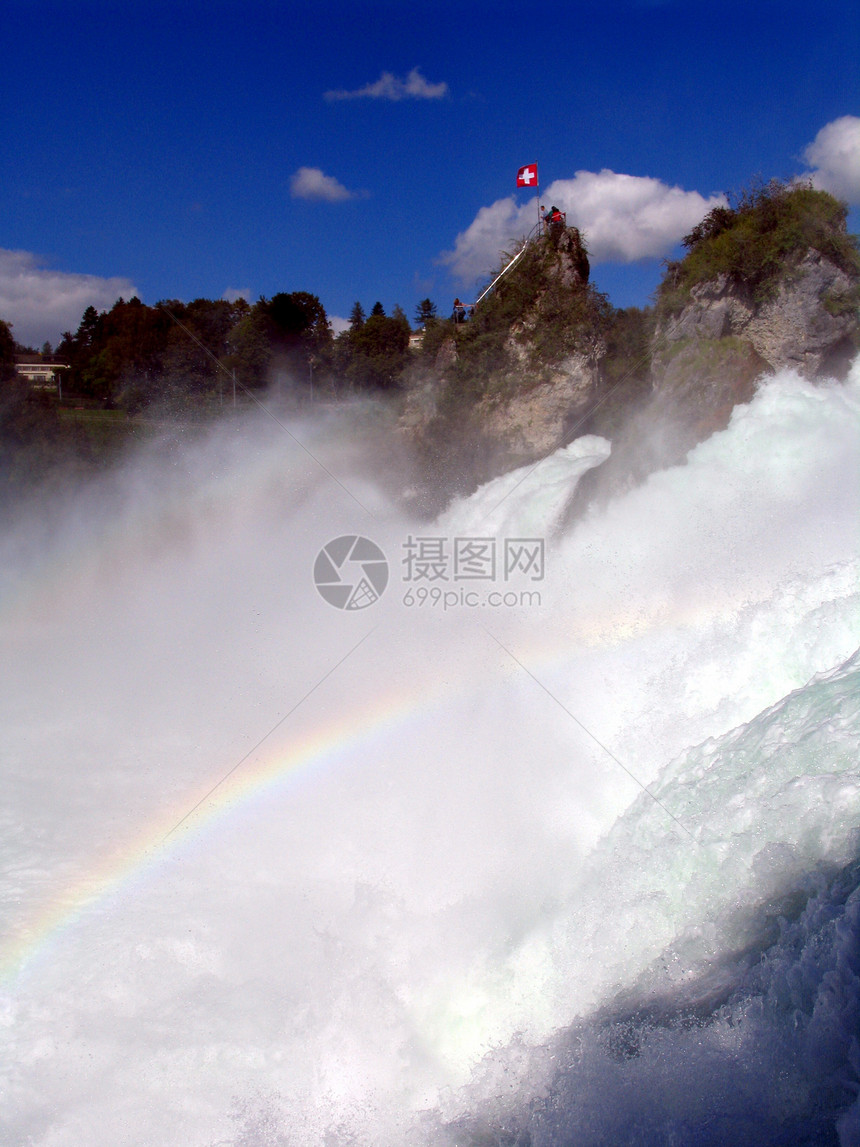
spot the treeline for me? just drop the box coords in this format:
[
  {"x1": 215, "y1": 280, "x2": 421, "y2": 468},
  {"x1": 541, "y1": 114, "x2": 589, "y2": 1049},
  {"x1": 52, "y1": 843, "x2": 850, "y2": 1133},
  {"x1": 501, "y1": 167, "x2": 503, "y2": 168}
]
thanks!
[
  {"x1": 45, "y1": 292, "x2": 424, "y2": 413},
  {"x1": 2, "y1": 290, "x2": 432, "y2": 419},
  {"x1": 0, "y1": 291, "x2": 431, "y2": 508}
]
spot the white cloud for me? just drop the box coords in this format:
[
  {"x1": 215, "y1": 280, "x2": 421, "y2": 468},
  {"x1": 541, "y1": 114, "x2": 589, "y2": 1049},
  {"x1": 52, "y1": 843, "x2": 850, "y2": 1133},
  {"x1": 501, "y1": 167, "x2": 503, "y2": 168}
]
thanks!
[
  {"x1": 329, "y1": 315, "x2": 351, "y2": 336},
  {"x1": 324, "y1": 67, "x2": 448, "y2": 102},
  {"x1": 802, "y1": 115, "x2": 860, "y2": 205},
  {"x1": 222, "y1": 287, "x2": 251, "y2": 304},
  {"x1": 0, "y1": 248, "x2": 137, "y2": 348},
  {"x1": 289, "y1": 167, "x2": 363, "y2": 203},
  {"x1": 440, "y1": 170, "x2": 727, "y2": 283},
  {"x1": 440, "y1": 198, "x2": 530, "y2": 283}
]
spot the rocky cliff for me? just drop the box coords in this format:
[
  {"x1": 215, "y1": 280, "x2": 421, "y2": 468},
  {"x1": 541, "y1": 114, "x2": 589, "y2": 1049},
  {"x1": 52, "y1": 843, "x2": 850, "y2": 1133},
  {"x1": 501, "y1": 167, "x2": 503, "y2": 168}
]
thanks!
[
  {"x1": 656, "y1": 250, "x2": 857, "y2": 379},
  {"x1": 564, "y1": 185, "x2": 860, "y2": 521},
  {"x1": 650, "y1": 245, "x2": 858, "y2": 443},
  {"x1": 402, "y1": 184, "x2": 859, "y2": 521},
  {"x1": 400, "y1": 227, "x2": 606, "y2": 512}
]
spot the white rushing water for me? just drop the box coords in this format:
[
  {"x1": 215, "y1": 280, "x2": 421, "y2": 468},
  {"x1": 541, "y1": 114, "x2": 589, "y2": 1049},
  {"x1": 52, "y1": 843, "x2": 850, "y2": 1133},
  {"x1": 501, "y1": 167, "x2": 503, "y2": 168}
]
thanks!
[{"x1": 1, "y1": 362, "x2": 859, "y2": 1145}]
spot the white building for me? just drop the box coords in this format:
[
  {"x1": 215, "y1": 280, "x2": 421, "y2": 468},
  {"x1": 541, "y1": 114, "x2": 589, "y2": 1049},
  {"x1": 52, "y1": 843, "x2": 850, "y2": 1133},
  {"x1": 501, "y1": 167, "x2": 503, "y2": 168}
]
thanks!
[{"x1": 14, "y1": 355, "x2": 70, "y2": 392}]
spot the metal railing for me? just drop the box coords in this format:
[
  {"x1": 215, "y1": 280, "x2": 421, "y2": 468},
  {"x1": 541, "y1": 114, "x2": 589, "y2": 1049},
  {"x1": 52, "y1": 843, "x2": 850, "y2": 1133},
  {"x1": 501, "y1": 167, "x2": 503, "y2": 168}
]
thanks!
[{"x1": 473, "y1": 221, "x2": 544, "y2": 307}]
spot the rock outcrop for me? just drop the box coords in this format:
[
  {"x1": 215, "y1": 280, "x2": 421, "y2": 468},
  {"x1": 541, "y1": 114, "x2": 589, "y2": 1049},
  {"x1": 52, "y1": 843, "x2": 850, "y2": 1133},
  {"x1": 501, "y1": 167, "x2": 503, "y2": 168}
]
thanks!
[
  {"x1": 477, "y1": 349, "x2": 599, "y2": 459},
  {"x1": 403, "y1": 184, "x2": 859, "y2": 523},
  {"x1": 634, "y1": 244, "x2": 858, "y2": 466},
  {"x1": 654, "y1": 247, "x2": 857, "y2": 391},
  {"x1": 565, "y1": 190, "x2": 860, "y2": 523},
  {"x1": 400, "y1": 227, "x2": 605, "y2": 511}
]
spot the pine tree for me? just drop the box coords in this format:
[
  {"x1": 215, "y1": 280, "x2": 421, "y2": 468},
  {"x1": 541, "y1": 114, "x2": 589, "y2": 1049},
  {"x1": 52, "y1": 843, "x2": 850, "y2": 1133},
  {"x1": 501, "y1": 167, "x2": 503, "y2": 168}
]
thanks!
[
  {"x1": 414, "y1": 298, "x2": 437, "y2": 327},
  {"x1": 0, "y1": 319, "x2": 15, "y2": 382}
]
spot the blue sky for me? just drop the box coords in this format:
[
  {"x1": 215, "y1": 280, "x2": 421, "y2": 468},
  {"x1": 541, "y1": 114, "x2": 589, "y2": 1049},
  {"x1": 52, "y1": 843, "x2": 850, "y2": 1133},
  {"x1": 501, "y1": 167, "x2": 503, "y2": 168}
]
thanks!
[{"x1": 2, "y1": 0, "x2": 858, "y2": 346}]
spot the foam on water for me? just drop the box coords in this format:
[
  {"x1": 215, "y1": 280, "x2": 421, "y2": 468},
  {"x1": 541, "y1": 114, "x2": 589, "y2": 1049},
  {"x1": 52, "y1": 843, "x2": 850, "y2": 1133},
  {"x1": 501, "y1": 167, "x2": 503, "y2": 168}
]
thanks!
[
  {"x1": 436, "y1": 650, "x2": 860, "y2": 1145},
  {"x1": 0, "y1": 363, "x2": 858, "y2": 1145}
]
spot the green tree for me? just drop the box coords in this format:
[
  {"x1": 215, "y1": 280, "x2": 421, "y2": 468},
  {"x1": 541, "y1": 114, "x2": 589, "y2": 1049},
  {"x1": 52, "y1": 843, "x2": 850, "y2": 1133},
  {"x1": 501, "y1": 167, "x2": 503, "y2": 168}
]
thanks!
[
  {"x1": 57, "y1": 297, "x2": 172, "y2": 406},
  {"x1": 0, "y1": 319, "x2": 16, "y2": 383},
  {"x1": 77, "y1": 305, "x2": 101, "y2": 349},
  {"x1": 348, "y1": 301, "x2": 366, "y2": 330},
  {"x1": 414, "y1": 298, "x2": 437, "y2": 328},
  {"x1": 94, "y1": 298, "x2": 171, "y2": 407},
  {"x1": 258, "y1": 291, "x2": 332, "y2": 371},
  {"x1": 227, "y1": 307, "x2": 273, "y2": 389},
  {"x1": 346, "y1": 310, "x2": 410, "y2": 390},
  {"x1": 147, "y1": 297, "x2": 241, "y2": 413}
]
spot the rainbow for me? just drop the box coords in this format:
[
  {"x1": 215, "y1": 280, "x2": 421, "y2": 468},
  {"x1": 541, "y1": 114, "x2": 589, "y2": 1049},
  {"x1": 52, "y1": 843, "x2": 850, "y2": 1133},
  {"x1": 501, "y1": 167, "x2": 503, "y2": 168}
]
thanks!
[
  {"x1": 0, "y1": 578, "x2": 729, "y2": 992},
  {"x1": 0, "y1": 669, "x2": 430, "y2": 987},
  {"x1": 0, "y1": 465, "x2": 758, "y2": 992}
]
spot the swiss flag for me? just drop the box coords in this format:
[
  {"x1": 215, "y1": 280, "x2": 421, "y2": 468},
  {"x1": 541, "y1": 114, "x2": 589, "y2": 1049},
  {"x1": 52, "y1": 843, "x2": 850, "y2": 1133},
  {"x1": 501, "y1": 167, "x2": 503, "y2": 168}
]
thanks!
[{"x1": 516, "y1": 163, "x2": 538, "y2": 188}]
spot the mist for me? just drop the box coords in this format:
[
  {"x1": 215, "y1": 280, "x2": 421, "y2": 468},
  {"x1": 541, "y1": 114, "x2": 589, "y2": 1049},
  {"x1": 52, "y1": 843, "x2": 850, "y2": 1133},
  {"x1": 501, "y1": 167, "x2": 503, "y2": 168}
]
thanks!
[{"x1": 1, "y1": 362, "x2": 859, "y2": 1145}]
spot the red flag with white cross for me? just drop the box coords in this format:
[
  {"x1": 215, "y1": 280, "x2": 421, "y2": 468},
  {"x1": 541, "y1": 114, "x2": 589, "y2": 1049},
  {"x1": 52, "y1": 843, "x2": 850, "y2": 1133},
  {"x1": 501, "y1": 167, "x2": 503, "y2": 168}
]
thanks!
[{"x1": 516, "y1": 163, "x2": 538, "y2": 188}]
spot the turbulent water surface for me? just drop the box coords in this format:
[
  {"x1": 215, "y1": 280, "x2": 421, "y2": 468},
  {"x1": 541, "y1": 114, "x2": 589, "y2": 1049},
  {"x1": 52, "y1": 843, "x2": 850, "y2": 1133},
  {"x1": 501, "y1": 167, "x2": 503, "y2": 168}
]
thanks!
[{"x1": 1, "y1": 363, "x2": 859, "y2": 1145}]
